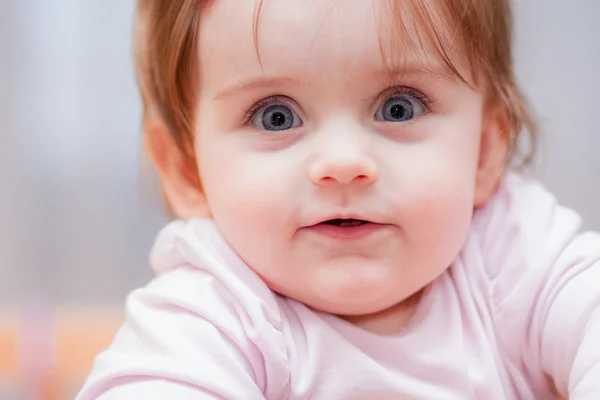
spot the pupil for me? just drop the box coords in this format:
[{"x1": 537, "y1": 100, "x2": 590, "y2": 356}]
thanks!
[
  {"x1": 271, "y1": 112, "x2": 286, "y2": 127},
  {"x1": 390, "y1": 104, "x2": 406, "y2": 120}
]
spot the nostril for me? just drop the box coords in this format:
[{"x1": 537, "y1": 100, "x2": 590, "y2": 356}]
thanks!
[{"x1": 321, "y1": 174, "x2": 370, "y2": 184}]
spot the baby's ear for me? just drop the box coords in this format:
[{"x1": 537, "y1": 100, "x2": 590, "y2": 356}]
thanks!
[
  {"x1": 144, "y1": 119, "x2": 211, "y2": 220},
  {"x1": 474, "y1": 108, "x2": 509, "y2": 207}
]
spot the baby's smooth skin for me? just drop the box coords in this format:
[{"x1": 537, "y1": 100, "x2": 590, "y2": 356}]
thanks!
[{"x1": 166, "y1": 0, "x2": 505, "y2": 334}]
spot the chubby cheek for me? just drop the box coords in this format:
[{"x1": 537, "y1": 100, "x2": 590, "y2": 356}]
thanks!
[
  {"x1": 408, "y1": 183, "x2": 473, "y2": 254},
  {"x1": 397, "y1": 159, "x2": 477, "y2": 277},
  {"x1": 196, "y1": 143, "x2": 298, "y2": 273}
]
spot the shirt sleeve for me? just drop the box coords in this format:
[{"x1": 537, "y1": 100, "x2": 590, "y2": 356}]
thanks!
[
  {"x1": 538, "y1": 231, "x2": 600, "y2": 399},
  {"x1": 75, "y1": 266, "x2": 290, "y2": 400},
  {"x1": 476, "y1": 174, "x2": 600, "y2": 398}
]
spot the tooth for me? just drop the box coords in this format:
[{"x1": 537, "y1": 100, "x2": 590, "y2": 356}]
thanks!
[{"x1": 340, "y1": 221, "x2": 361, "y2": 227}]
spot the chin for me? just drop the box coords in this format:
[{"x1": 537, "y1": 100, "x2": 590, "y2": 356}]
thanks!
[
  {"x1": 305, "y1": 289, "x2": 406, "y2": 317},
  {"x1": 325, "y1": 280, "x2": 410, "y2": 316}
]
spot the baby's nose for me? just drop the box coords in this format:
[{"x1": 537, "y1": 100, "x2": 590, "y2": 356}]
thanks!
[{"x1": 308, "y1": 154, "x2": 378, "y2": 187}]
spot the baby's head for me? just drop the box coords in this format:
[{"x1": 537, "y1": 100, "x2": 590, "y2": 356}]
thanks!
[{"x1": 136, "y1": 0, "x2": 535, "y2": 325}]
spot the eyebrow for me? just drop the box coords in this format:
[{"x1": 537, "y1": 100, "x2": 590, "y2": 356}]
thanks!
[
  {"x1": 213, "y1": 76, "x2": 306, "y2": 101},
  {"x1": 212, "y1": 63, "x2": 459, "y2": 101},
  {"x1": 371, "y1": 63, "x2": 458, "y2": 85}
]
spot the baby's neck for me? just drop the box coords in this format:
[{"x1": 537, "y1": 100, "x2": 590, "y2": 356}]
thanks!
[{"x1": 341, "y1": 289, "x2": 425, "y2": 335}]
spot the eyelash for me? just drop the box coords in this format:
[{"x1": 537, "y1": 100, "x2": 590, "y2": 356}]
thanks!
[
  {"x1": 242, "y1": 86, "x2": 433, "y2": 124},
  {"x1": 242, "y1": 97, "x2": 296, "y2": 125},
  {"x1": 377, "y1": 86, "x2": 433, "y2": 114}
]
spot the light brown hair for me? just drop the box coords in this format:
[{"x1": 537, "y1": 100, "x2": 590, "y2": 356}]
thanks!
[{"x1": 134, "y1": 0, "x2": 536, "y2": 173}]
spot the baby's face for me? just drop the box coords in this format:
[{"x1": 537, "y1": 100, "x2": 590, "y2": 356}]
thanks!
[{"x1": 193, "y1": 0, "x2": 488, "y2": 318}]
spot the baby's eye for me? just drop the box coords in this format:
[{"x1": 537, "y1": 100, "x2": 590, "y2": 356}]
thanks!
[
  {"x1": 250, "y1": 103, "x2": 303, "y2": 132},
  {"x1": 374, "y1": 94, "x2": 425, "y2": 123}
]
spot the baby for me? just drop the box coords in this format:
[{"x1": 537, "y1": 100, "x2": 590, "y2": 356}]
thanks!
[{"x1": 77, "y1": 0, "x2": 600, "y2": 399}]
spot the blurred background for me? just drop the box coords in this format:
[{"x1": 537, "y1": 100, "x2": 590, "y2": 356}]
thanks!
[{"x1": 0, "y1": 0, "x2": 598, "y2": 398}]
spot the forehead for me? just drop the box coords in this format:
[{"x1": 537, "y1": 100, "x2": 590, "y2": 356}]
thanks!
[{"x1": 198, "y1": 0, "x2": 467, "y2": 91}]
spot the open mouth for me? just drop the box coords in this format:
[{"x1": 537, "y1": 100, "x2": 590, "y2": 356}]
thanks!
[
  {"x1": 322, "y1": 218, "x2": 370, "y2": 227},
  {"x1": 308, "y1": 217, "x2": 384, "y2": 240}
]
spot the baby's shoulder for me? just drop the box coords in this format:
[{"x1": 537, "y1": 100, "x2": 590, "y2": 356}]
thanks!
[
  {"x1": 144, "y1": 218, "x2": 284, "y2": 332},
  {"x1": 462, "y1": 173, "x2": 584, "y2": 296},
  {"x1": 473, "y1": 172, "x2": 581, "y2": 240},
  {"x1": 80, "y1": 219, "x2": 291, "y2": 399}
]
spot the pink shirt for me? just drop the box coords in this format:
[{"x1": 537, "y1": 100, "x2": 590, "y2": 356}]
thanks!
[{"x1": 77, "y1": 173, "x2": 600, "y2": 399}]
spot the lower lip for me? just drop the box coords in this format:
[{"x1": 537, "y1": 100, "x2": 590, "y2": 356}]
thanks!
[{"x1": 305, "y1": 222, "x2": 388, "y2": 241}]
